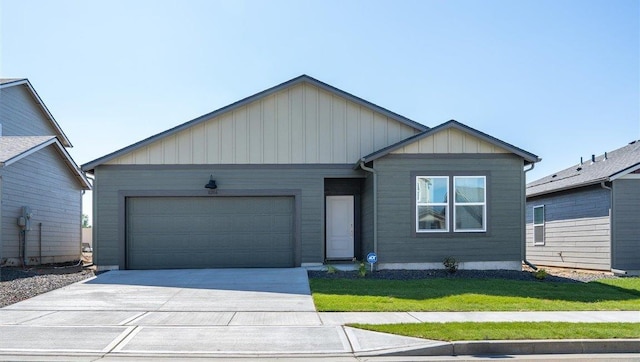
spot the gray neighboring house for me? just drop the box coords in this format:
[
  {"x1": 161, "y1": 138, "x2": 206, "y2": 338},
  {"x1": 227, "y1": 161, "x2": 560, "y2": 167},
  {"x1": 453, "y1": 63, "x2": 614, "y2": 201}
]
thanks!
[
  {"x1": 0, "y1": 79, "x2": 91, "y2": 266},
  {"x1": 82, "y1": 75, "x2": 539, "y2": 271},
  {"x1": 526, "y1": 141, "x2": 640, "y2": 275}
]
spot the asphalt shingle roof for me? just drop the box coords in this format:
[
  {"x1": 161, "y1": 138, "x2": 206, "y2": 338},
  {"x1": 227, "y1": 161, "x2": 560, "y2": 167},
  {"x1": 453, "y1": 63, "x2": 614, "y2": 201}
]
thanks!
[
  {"x1": 527, "y1": 140, "x2": 640, "y2": 197},
  {"x1": 0, "y1": 136, "x2": 56, "y2": 164}
]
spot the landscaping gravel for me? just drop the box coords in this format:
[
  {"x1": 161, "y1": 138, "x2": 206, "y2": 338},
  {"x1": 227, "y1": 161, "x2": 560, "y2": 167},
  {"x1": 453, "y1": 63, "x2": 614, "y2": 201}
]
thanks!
[
  {"x1": 0, "y1": 267, "x2": 94, "y2": 308},
  {"x1": 308, "y1": 267, "x2": 621, "y2": 283}
]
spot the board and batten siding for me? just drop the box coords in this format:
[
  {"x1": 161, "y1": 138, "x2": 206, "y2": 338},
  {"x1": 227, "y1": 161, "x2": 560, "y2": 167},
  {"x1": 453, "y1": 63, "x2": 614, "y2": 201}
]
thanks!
[
  {"x1": 390, "y1": 128, "x2": 510, "y2": 155},
  {"x1": 526, "y1": 186, "x2": 611, "y2": 271},
  {"x1": 373, "y1": 154, "x2": 525, "y2": 265},
  {"x1": 611, "y1": 178, "x2": 640, "y2": 272},
  {"x1": 105, "y1": 83, "x2": 419, "y2": 166},
  {"x1": 92, "y1": 165, "x2": 365, "y2": 268},
  {"x1": 1, "y1": 145, "x2": 82, "y2": 264},
  {"x1": 0, "y1": 85, "x2": 59, "y2": 137}
]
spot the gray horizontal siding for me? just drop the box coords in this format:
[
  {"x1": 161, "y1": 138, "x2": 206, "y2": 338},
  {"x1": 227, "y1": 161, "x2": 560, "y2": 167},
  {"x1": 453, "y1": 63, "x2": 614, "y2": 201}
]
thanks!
[
  {"x1": 360, "y1": 173, "x2": 374, "y2": 261},
  {"x1": 0, "y1": 85, "x2": 59, "y2": 137},
  {"x1": 525, "y1": 186, "x2": 611, "y2": 270},
  {"x1": 526, "y1": 217, "x2": 610, "y2": 270},
  {"x1": 93, "y1": 165, "x2": 365, "y2": 268},
  {"x1": 1, "y1": 145, "x2": 82, "y2": 264},
  {"x1": 612, "y1": 179, "x2": 640, "y2": 271},
  {"x1": 373, "y1": 154, "x2": 524, "y2": 264}
]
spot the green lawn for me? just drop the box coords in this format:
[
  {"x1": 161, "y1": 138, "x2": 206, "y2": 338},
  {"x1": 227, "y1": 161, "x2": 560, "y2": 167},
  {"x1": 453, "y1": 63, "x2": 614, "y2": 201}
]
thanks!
[
  {"x1": 310, "y1": 277, "x2": 640, "y2": 311},
  {"x1": 351, "y1": 322, "x2": 640, "y2": 341}
]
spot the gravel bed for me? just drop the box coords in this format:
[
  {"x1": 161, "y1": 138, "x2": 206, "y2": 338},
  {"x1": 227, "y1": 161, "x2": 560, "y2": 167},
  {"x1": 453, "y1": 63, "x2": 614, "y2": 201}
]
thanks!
[
  {"x1": 0, "y1": 267, "x2": 94, "y2": 308},
  {"x1": 308, "y1": 267, "x2": 621, "y2": 283}
]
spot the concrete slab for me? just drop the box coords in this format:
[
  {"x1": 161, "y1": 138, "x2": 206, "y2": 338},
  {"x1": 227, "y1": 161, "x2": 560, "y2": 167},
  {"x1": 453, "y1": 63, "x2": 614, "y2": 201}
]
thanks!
[
  {"x1": 158, "y1": 289, "x2": 315, "y2": 312},
  {"x1": 0, "y1": 310, "x2": 55, "y2": 325},
  {"x1": 320, "y1": 312, "x2": 420, "y2": 325},
  {"x1": 132, "y1": 312, "x2": 235, "y2": 326},
  {"x1": 229, "y1": 312, "x2": 322, "y2": 325},
  {"x1": 409, "y1": 311, "x2": 640, "y2": 323},
  {"x1": 20, "y1": 311, "x2": 143, "y2": 326},
  {"x1": 113, "y1": 326, "x2": 352, "y2": 354},
  {"x1": 0, "y1": 326, "x2": 132, "y2": 353}
]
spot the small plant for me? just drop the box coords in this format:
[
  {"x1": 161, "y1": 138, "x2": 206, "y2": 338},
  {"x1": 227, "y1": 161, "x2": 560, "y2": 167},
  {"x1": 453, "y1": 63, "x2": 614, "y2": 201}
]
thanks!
[
  {"x1": 443, "y1": 256, "x2": 458, "y2": 274},
  {"x1": 354, "y1": 259, "x2": 367, "y2": 277},
  {"x1": 325, "y1": 264, "x2": 338, "y2": 274},
  {"x1": 534, "y1": 268, "x2": 547, "y2": 280}
]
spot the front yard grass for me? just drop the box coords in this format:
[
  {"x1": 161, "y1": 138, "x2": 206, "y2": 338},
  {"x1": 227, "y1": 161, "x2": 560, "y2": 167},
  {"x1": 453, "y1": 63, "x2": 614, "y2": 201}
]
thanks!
[
  {"x1": 351, "y1": 322, "x2": 640, "y2": 341},
  {"x1": 310, "y1": 277, "x2": 640, "y2": 311}
]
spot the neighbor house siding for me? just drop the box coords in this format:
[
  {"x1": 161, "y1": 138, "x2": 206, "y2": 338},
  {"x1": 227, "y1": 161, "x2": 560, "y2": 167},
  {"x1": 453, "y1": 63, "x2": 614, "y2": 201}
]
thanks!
[
  {"x1": 373, "y1": 154, "x2": 524, "y2": 265},
  {"x1": 93, "y1": 164, "x2": 365, "y2": 268},
  {"x1": 1, "y1": 146, "x2": 82, "y2": 264},
  {"x1": 106, "y1": 83, "x2": 419, "y2": 166},
  {"x1": 526, "y1": 186, "x2": 611, "y2": 270},
  {"x1": 0, "y1": 85, "x2": 59, "y2": 137},
  {"x1": 611, "y1": 178, "x2": 640, "y2": 271}
]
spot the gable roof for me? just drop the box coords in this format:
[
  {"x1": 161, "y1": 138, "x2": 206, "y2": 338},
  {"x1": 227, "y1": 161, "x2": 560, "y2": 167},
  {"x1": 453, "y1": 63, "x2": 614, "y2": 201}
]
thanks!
[
  {"x1": 527, "y1": 140, "x2": 640, "y2": 197},
  {"x1": 357, "y1": 119, "x2": 541, "y2": 165},
  {"x1": 0, "y1": 136, "x2": 91, "y2": 190},
  {"x1": 82, "y1": 75, "x2": 428, "y2": 172},
  {"x1": 0, "y1": 78, "x2": 72, "y2": 147}
]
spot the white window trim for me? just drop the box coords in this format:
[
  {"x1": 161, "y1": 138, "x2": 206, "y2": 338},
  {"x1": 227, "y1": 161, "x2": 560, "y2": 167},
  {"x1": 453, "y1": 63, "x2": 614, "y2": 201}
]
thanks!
[
  {"x1": 533, "y1": 205, "x2": 545, "y2": 246},
  {"x1": 416, "y1": 176, "x2": 449, "y2": 233},
  {"x1": 453, "y1": 176, "x2": 487, "y2": 232}
]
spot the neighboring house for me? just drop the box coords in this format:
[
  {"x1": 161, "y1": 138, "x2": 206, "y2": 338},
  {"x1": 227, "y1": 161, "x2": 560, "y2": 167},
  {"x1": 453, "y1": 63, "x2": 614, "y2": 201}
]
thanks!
[
  {"x1": 0, "y1": 79, "x2": 91, "y2": 266},
  {"x1": 82, "y1": 75, "x2": 539, "y2": 271},
  {"x1": 526, "y1": 141, "x2": 640, "y2": 275}
]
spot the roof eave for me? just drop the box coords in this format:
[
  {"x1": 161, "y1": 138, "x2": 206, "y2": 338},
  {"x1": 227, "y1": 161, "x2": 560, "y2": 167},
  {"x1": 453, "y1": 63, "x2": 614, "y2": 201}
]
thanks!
[{"x1": 526, "y1": 178, "x2": 608, "y2": 198}]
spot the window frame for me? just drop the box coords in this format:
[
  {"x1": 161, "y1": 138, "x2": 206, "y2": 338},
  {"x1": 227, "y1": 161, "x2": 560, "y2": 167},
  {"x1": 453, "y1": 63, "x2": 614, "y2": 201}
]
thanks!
[
  {"x1": 453, "y1": 176, "x2": 487, "y2": 232},
  {"x1": 533, "y1": 205, "x2": 545, "y2": 246},
  {"x1": 415, "y1": 176, "x2": 450, "y2": 233}
]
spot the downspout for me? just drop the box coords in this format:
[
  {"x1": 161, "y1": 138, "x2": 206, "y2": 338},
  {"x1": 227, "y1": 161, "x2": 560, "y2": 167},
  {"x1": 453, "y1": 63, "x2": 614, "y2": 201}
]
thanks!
[
  {"x1": 359, "y1": 160, "x2": 377, "y2": 259},
  {"x1": 523, "y1": 163, "x2": 538, "y2": 270}
]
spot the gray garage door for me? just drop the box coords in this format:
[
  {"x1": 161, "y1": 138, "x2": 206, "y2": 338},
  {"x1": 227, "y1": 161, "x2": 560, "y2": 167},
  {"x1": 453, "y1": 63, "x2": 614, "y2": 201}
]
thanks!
[{"x1": 126, "y1": 196, "x2": 295, "y2": 269}]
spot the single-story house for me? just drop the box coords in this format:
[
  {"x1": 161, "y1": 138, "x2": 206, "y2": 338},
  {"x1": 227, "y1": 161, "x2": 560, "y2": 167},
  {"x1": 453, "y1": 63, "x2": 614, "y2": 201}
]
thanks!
[
  {"x1": 526, "y1": 141, "x2": 640, "y2": 275},
  {"x1": 82, "y1": 75, "x2": 539, "y2": 271},
  {"x1": 0, "y1": 78, "x2": 91, "y2": 266}
]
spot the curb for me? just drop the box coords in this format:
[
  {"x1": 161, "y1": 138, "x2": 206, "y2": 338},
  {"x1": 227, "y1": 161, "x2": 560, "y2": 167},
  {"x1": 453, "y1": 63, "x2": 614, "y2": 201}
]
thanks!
[{"x1": 360, "y1": 339, "x2": 640, "y2": 357}]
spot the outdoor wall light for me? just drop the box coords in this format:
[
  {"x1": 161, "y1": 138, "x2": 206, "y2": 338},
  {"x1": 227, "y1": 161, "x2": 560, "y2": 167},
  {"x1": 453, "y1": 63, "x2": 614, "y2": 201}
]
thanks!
[{"x1": 204, "y1": 175, "x2": 218, "y2": 189}]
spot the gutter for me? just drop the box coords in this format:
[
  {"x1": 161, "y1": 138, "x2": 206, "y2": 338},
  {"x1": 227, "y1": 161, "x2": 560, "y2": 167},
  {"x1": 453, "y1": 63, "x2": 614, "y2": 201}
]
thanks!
[
  {"x1": 359, "y1": 160, "x2": 377, "y2": 259},
  {"x1": 523, "y1": 163, "x2": 537, "y2": 270}
]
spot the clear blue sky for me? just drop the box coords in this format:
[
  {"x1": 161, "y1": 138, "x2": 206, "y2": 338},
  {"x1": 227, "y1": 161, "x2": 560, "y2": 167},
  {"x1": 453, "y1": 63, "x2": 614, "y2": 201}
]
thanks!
[{"x1": 2, "y1": 0, "x2": 639, "y2": 184}]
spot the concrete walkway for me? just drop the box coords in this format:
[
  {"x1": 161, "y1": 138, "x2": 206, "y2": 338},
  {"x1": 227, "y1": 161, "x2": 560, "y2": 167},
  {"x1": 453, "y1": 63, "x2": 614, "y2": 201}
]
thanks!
[{"x1": 0, "y1": 268, "x2": 638, "y2": 360}]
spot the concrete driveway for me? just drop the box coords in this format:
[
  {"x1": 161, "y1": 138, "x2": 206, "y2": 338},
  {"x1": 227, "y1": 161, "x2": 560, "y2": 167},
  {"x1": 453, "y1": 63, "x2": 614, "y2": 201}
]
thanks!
[{"x1": 0, "y1": 268, "x2": 439, "y2": 359}]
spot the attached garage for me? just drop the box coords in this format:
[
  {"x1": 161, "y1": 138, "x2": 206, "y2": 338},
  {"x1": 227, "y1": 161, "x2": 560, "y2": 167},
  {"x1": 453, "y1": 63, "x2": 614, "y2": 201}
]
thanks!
[{"x1": 126, "y1": 196, "x2": 295, "y2": 269}]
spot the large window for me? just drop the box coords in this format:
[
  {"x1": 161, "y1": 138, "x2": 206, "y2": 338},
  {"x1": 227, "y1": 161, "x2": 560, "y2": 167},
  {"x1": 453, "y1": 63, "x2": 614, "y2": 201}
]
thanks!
[
  {"x1": 454, "y1": 176, "x2": 486, "y2": 232},
  {"x1": 416, "y1": 175, "x2": 487, "y2": 233},
  {"x1": 416, "y1": 177, "x2": 449, "y2": 232},
  {"x1": 533, "y1": 205, "x2": 545, "y2": 245}
]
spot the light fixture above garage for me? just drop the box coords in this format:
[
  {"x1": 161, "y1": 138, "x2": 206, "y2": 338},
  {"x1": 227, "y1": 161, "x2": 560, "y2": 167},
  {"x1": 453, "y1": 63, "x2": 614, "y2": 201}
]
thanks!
[{"x1": 204, "y1": 175, "x2": 217, "y2": 189}]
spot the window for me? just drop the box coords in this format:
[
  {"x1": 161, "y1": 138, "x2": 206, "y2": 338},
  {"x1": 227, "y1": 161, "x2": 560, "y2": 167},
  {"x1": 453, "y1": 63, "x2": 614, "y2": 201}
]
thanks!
[
  {"x1": 454, "y1": 176, "x2": 486, "y2": 232},
  {"x1": 533, "y1": 205, "x2": 545, "y2": 245},
  {"x1": 416, "y1": 176, "x2": 449, "y2": 232},
  {"x1": 416, "y1": 175, "x2": 487, "y2": 233}
]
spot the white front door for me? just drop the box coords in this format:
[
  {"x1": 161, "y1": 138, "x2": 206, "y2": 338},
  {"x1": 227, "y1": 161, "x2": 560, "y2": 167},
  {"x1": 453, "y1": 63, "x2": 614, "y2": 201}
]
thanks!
[{"x1": 326, "y1": 195, "x2": 354, "y2": 259}]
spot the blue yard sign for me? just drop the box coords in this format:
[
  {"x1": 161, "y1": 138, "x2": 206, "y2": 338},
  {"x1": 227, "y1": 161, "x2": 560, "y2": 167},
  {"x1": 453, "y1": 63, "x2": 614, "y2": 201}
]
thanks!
[{"x1": 366, "y1": 252, "x2": 377, "y2": 272}]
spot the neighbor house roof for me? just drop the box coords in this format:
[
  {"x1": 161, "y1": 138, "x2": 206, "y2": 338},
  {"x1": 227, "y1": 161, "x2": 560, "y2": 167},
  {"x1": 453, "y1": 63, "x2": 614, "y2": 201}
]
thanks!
[
  {"x1": 357, "y1": 119, "x2": 541, "y2": 166},
  {"x1": 0, "y1": 78, "x2": 73, "y2": 147},
  {"x1": 0, "y1": 136, "x2": 91, "y2": 189},
  {"x1": 527, "y1": 140, "x2": 640, "y2": 197},
  {"x1": 82, "y1": 75, "x2": 428, "y2": 172}
]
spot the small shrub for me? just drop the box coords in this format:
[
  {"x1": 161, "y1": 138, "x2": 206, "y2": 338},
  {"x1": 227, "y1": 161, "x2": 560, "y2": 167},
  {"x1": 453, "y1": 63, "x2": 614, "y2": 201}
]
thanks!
[
  {"x1": 356, "y1": 260, "x2": 367, "y2": 277},
  {"x1": 534, "y1": 269, "x2": 547, "y2": 280},
  {"x1": 443, "y1": 256, "x2": 458, "y2": 274},
  {"x1": 326, "y1": 264, "x2": 338, "y2": 274}
]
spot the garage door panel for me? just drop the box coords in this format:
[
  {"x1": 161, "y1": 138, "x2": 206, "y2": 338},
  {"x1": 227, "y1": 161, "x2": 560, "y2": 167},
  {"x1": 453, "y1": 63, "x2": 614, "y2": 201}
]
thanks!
[{"x1": 126, "y1": 196, "x2": 295, "y2": 269}]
